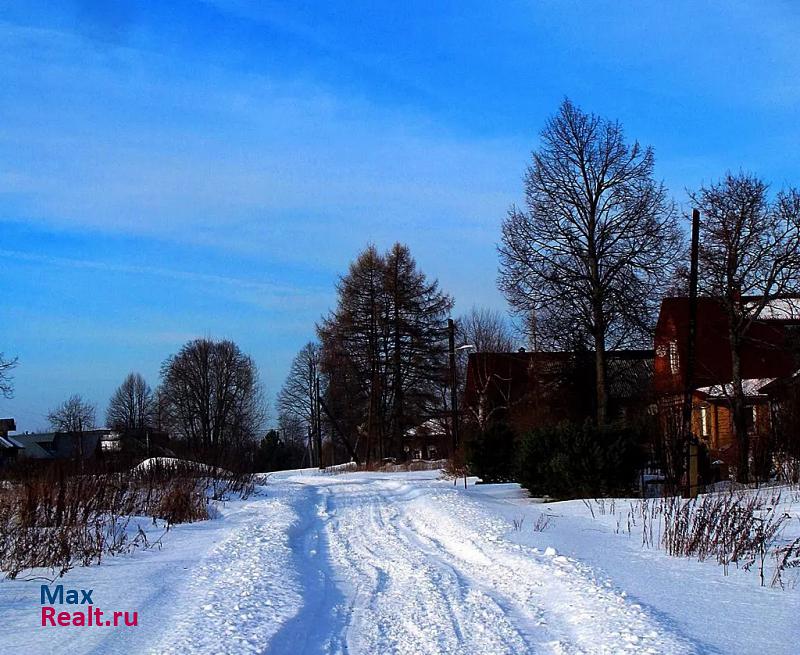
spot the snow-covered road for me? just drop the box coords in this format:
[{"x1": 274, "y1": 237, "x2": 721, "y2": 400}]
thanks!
[
  {"x1": 155, "y1": 473, "x2": 696, "y2": 654},
  {"x1": 2, "y1": 471, "x2": 797, "y2": 654}
]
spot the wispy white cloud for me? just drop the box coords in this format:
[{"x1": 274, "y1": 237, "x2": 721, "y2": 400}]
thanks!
[
  {"x1": 0, "y1": 248, "x2": 331, "y2": 312},
  {"x1": 0, "y1": 18, "x2": 524, "y2": 273}
]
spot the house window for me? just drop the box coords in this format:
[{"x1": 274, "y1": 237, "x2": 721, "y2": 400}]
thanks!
[
  {"x1": 700, "y1": 406, "x2": 710, "y2": 437},
  {"x1": 668, "y1": 341, "x2": 679, "y2": 375}
]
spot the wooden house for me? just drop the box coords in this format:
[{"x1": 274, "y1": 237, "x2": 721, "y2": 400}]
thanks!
[
  {"x1": 652, "y1": 297, "x2": 800, "y2": 471},
  {"x1": 403, "y1": 419, "x2": 446, "y2": 461}
]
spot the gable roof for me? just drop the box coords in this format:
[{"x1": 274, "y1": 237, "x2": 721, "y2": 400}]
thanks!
[{"x1": 12, "y1": 432, "x2": 57, "y2": 458}]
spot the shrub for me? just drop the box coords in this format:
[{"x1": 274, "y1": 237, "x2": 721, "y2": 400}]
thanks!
[
  {"x1": 465, "y1": 422, "x2": 517, "y2": 483},
  {"x1": 517, "y1": 421, "x2": 642, "y2": 499},
  {"x1": 154, "y1": 483, "x2": 208, "y2": 525}
]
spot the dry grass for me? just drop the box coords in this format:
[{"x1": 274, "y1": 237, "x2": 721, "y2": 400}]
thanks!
[
  {"x1": 585, "y1": 488, "x2": 795, "y2": 587},
  {"x1": 0, "y1": 458, "x2": 253, "y2": 580}
]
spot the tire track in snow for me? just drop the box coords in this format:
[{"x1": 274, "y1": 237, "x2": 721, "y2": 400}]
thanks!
[
  {"x1": 401, "y1": 486, "x2": 701, "y2": 655},
  {"x1": 264, "y1": 484, "x2": 350, "y2": 655},
  {"x1": 145, "y1": 474, "x2": 705, "y2": 655},
  {"x1": 323, "y1": 482, "x2": 538, "y2": 655}
]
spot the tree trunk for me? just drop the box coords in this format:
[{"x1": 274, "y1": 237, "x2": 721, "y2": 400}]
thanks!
[
  {"x1": 592, "y1": 304, "x2": 608, "y2": 426},
  {"x1": 729, "y1": 335, "x2": 750, "y2": 483}
]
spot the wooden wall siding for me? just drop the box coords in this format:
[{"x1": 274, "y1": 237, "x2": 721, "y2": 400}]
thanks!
[
  {"x1": 690, "y1": 400, "x2": 771, "y2": 462},
  {"x1": 653, "y1": 297, "x2": 799, "y2": 396}
]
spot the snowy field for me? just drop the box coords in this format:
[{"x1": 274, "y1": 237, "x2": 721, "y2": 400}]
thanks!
[{"x1": 0, "y1": 469, "x2": 797, "y2": 654}]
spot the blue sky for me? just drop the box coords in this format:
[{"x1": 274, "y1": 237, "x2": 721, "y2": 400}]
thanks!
[{"x1": 2, "y1": 1, "x2": 800, "y2": 431}]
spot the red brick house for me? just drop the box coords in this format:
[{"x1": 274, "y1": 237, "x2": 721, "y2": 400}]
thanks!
[{"x1": 463, "y1": 349, "x2": 654, "y2": 436}]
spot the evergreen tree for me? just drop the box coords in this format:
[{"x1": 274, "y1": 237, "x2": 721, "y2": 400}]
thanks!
[{"x1": 319, "y1": 244, "x2": 453, "y2": 463}]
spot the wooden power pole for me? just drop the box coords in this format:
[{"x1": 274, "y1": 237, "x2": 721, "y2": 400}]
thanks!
[{"x1": 683, "y1": 208, "x2": 701, "y2": 497}]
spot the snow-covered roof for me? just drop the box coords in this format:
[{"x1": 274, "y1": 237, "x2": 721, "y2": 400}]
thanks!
[
  {"x1": 0, "y1": 435, "x2": 23, "y2": 449},
  {"x1": 696, "y1": 378, "x2": 775, "y2": 398},
  {"x1": 746, "y1": 297, "x2": 800, "y2": 320},
  {"x1": 404, "y1": 418, "x2": 447, "y2": 438}
]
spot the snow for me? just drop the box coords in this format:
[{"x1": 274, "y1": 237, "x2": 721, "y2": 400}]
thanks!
[
  {"x1": 748, "y1": 297, "x2": 800, "y2": 320},
  {"x1": 131, "y1": 457, "x2": 227, "y2": 474},
  {"x1": 1, "y1": 470, "x2": 797, "y2": 654},
  {"x1": 696, "y1": 377, "x2": 775, "y2": 397}
]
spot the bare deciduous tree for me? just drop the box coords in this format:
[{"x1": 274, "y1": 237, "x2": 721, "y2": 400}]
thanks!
[
  {"x1": 457, "y1": 307, "x2": 514, "y2": 353},
  {"x1": 0, "y1": 353, "x2": 18, "y2": 399},
  {"x1": 48, "y1": 394, "x2": 97, "y2": 432},
  {"x1": 106, "y1": 372, "x2": 154, "y2": 430},
  {"x1": 691, "y1": 173, "x2": 800, "y2": 482},
  {"x1": 160, "y1": 339, "x2": 266, "y2": 453},
  {"x1": 277, "y1": 342, "x2": 322, "y2": 458},
  {"x1": 453, "y1": 307, "x2": 515, "y2": 433},
  {"x1": 499, "y1": 99, "x2": 682, "y2": 424}
]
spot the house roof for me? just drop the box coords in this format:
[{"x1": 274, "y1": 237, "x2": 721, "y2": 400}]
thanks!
[
  {"x1": 695, "y1": 378, "x2": 776, "y2": 399},
  {"x1": 11, "y1": 433, "x2": 56, "y2": 458},
  {"x1": 757, "y1": 368, "x2": 800, "y2": 395},
  {"x1": 405, "y1": 418, "x2": 447, "y2": 438},
  {"x1": 13, "y1": 432, "x2": 56, "y2": 445},
  {"x1": 0, "y1": 435, "x2": 23, "y2": 449},
  {"x1": 464, "y1": 349, "x2": 654, "y2": 407}
]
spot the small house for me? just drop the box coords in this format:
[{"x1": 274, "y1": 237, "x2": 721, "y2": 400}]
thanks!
[
  {"x1": 14, "y1": 429, "x2": 109, "y2": 461},
  {"x1": 403, "y1": 419, "x2": 446, "y2": 460}
]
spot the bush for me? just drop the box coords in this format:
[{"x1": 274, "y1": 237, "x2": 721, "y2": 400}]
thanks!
[
  {"x1": 517, "y1": 421, "x2": 642, "y2": 499},
  {"x1": 465, "y1": 422, "x2": 517, "y2": 483}
]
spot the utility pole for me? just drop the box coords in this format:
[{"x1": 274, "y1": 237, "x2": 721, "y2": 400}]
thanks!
[
  {"x1": 683, "y1": 208, "x2": 701, "y2": 497},
  {"x1": 448, "y1": 318, "x2": 459, "y2": 455},
  {"x1": 315, "y1": 375, "x2": 323, "y2": 469}
]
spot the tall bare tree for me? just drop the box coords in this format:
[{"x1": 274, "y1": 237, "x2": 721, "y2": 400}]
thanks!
[
  {"x1": 499, "y1": 99, "x2": 682, "y2": 425},
  {"x1": 451, "y1": 307, "x2": 515, "y2": 432},
  {"x1": 48, "y1": 394, "x2": 96, "y2": 432},
  {"x1": 160, "y1": 339, "x2": 266, "y2": 453},
  {"x1": 0, "y1": 353, "x2": 18, "y2": 399},
  {"x1": 106, "y1": 372, "x2": 154, "y2": 430},
  {"x1": 277, "y1": 342, "x2": 322, "y2": 458},
  {"x1": 691, "y1": 173, "x2": 800, "y2": 482}
]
